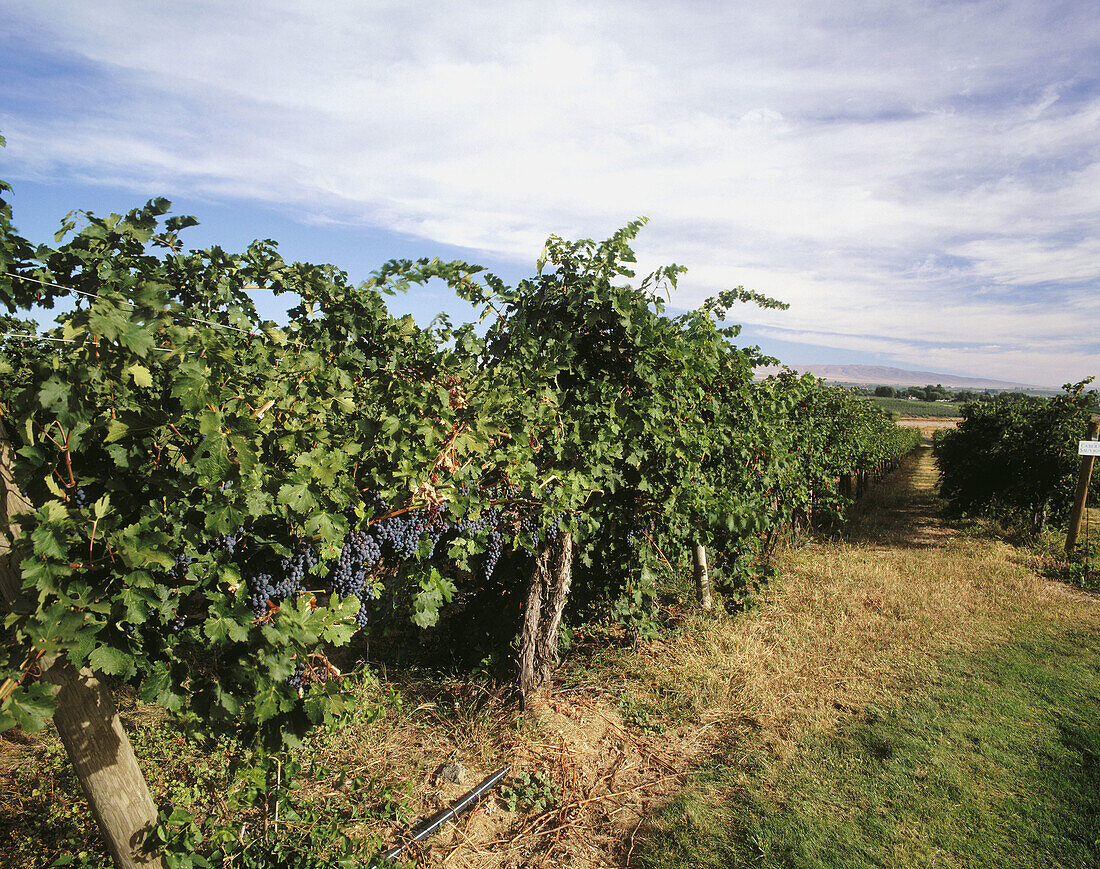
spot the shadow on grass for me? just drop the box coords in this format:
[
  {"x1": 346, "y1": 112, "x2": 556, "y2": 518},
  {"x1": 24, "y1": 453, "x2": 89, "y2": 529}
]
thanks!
[
  {"x1": 632, "y1": 628, "x2": 1100, "y2": 869},
  {"x1": 0, "y1": 734, "x2": 114, "y2": 868},
  {"x1": 1053, "y1": 719, "x2": 1100, "y2": 855}
]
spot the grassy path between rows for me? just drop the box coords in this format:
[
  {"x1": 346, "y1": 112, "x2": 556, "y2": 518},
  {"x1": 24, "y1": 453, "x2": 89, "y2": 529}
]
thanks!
[{"x1": 634, "y1": 448, "x2": 1100, "y2": 868}]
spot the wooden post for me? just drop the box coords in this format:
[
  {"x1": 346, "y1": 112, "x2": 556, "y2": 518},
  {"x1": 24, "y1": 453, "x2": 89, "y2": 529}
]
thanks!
[
  {"x1": 692, "y1": 542, "x2": 712, "y2": 611},
  {"x1": 0, "y1": 421, "x2": 164, "y2": 868},
  {"x1": 0, "y1": 422, "x2": 33, "y2": 604},
  {"x1": 1065, "y1": 414, "x2": 1100, "y2": 554}
]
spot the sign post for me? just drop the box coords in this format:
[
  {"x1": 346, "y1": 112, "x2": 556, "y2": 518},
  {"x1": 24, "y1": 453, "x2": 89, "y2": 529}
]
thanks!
[{"x1": 1065, "y1": 415, "x2": 1100, "y2": 554}]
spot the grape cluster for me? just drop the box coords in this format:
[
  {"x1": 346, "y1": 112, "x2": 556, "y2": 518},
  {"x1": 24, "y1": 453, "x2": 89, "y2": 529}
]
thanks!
[
  {"x1": 482, "y1": 530, "x2": 505, "y2": 579},
  {"x1": 449, "y1": 504, "x2": 497, "y2": 538},
  {"x1": 169, "y1": 551, "x2": 191, "y2": 582},
  {"x1": 280, "y1": 545, "x2": 318, "y2": 589},
  {"x1": 371, "y1": 514, "x2": 422, "y2": 560},
  {"x1": 372, "y1": 504, "x2": 451, "y2": 561},
  {"x1": 246, "y1": 565, "x2": 304, "y2": 619},
  {"x1": 519, "y1": 513, "x2": 540, "y2": 536},
  {"x1": 329, "y1": 529, "x2": 382, "y2": 628},
  {"x1": 519, "y1": 510, "x2": 563, "y2": 544},
  {"x1": 450, "y1": 505, "x2": 505, "y2": 580},
  {"x1": 247, "y1": 572, "x2": 277, "y2": 618},
  {"x1": 287, "y1": 663, "x2": 307, "y2": 691},
  {"x1": 254, "y1": 544, "x2": 318, "y2": 615},
  {"x1": 286, "y1": 657, "x2": 336, "y2": 692},
  {"x1": 203, "y1": 532, "x2": 239, "y2": 556},
  {"x1": 245, "y1": 481, "x2": 534, "y2": 629},
  {"x1": 364, "y1": 488, "x2": 388, "y2": 518},
  {"x1": 73, "y1": 488, "x2": 88, "y2": 509}
]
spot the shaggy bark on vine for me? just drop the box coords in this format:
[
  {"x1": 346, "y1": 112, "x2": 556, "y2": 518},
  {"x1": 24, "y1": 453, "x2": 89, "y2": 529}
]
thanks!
[{"x1": 518, "y1": 531, "x2": 573, "y2": 698}]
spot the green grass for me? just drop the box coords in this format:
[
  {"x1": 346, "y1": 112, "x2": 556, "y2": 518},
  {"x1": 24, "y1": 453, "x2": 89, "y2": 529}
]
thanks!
[
  {"x1": 862, "y1": 396, "x2": 961, "y2": 417},
  {"x1": 638, "y1": 624, "x2": 1100, "y2": 869}
]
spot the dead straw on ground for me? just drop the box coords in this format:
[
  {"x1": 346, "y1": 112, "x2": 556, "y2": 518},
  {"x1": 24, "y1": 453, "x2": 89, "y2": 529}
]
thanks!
[{"x1": 299, "y1": 447, "x2": 1099, "y2": 868}]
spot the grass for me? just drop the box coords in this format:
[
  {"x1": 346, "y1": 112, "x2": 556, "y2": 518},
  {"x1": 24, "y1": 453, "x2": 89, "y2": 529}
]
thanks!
[
  {"x1": 3, "y1": 448, "x2": 1099, "y2": 867},
  {"x1": 600, "y1": 449, "x2": 1057, "y2": 742},
  {"x1": 0, "y1": 704, "x2": 238, "y2": 869},
  {"x1": 862, "y1": 396, "x2": 961, "y2": 417},
  {"x1": 632, "y1": 450, "x2": 1100, "y2": 868},
  {"x1": 638, "y1": 627, "x2": 1100, "y2": 868}
]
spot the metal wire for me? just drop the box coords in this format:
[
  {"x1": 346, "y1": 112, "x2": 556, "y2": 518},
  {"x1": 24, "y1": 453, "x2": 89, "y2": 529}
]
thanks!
[{"x1": 1, "y1": 333, "x2": 174, "y2": 351}]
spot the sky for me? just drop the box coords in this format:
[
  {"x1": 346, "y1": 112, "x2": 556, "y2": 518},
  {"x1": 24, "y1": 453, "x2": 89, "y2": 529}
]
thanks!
[{"x1": 1, "y1": 0, "x2": 1098, "y2": 388}]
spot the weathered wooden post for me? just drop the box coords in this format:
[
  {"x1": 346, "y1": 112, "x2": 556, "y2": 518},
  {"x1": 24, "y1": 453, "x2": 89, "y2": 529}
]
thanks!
[
  {"x1": 1065, "y1": 414, "x2": 1100, "y2": 554},
  {"x1": 0, "y1": 421, "x2": 163, "y2": 868},
  {"x1": 692, "y1": 542, "x2": 712, "y2": 611}
]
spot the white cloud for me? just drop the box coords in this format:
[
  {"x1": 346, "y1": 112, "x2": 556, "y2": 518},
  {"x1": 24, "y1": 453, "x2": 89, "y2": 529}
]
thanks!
[
  {"x1": 753, "y1": 324, "x2": 1096, "y2": 388},
  {"x1": 1, "y1": 0, "x2": 1098, "y2": 383}
]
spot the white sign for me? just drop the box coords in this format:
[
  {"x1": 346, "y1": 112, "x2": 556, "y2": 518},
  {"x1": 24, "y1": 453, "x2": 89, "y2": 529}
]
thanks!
[{"x1": 1080, "y1": 440, "x2": 1100, "y2": 457}]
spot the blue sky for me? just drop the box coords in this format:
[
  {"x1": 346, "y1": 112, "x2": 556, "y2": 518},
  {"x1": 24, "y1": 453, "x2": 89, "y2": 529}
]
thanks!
[{"x1": 2, "y1": 0, "x2": 1098, "y2": 388}]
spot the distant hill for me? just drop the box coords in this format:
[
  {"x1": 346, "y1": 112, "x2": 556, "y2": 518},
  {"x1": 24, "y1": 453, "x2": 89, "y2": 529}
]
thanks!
[{"x1": 755, "y1": 364, "x2": 1054, "y2": 392}]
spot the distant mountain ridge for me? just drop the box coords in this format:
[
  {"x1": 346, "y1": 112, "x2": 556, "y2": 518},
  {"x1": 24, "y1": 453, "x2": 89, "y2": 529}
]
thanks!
[{"x1": 756, "y1": 364, "x2": 1054, "y2": 392}]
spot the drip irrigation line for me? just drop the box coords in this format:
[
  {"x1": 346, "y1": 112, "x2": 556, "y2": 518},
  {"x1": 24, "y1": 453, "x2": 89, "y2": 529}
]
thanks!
[{"x1": 380, "y1": 764, "x2": 511, "y2": 862}]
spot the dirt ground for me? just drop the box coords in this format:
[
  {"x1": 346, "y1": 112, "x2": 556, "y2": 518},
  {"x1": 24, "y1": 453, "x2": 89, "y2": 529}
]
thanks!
[
  {"x1": 394, "y1": 692, "x2": 708, "y2": 868},
  {"x1": 897, "y1": 415, "x2": 959, "y2": 429}
]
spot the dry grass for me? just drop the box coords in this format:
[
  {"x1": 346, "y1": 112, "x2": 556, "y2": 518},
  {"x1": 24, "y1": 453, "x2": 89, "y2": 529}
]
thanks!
[
  {"x1": 308, "y1": 447, "x2": 1100, "y2": 867},
  {"x1": 611, "y1": 449, "x2": 1087, "y2": 744},
  {"x1": 302, "y1": 667, "x2": 701, "y2": 868}
]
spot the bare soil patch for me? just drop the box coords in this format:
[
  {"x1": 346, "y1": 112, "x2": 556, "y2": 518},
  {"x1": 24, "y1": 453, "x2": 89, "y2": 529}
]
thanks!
[{"x1": 894, "y1": 417, "x2": 961, "y2": 429}]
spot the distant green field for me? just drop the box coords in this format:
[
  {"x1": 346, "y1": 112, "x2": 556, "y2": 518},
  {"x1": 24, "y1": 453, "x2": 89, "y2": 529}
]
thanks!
[{"x1": 862, "y1": 397, "x2": 961, "y2": 417}]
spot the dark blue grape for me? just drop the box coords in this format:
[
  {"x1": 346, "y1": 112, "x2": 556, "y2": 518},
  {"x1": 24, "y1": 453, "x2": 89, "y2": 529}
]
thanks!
[
  {"x1": 287, "y1": 663, "x2": 307, "y2": 690},
  {"x1": 169, "y1": 551, "x2": 191, "y2": 582},
  {"x1": 203, "y1": 531, "x2": 239, "y2": 556}
]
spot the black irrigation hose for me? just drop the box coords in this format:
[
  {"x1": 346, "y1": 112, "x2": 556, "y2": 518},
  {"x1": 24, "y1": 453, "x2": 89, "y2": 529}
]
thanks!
[{"x1": 379, "y1": 764, "x2": 512, "y2": 862}]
